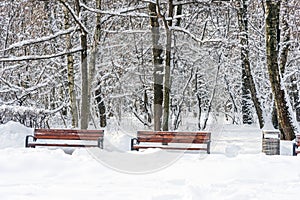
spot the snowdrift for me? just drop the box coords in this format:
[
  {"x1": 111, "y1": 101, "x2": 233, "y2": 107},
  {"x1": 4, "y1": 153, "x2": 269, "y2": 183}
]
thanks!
[{"x1": 0, "y1": 121, "x2": 299, "y2": 200}]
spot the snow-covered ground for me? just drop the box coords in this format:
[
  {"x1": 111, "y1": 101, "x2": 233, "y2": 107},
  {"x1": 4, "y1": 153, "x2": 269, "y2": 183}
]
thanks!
[{"x1": 0, "y1": 121, "x2": 300, "y2": 200}]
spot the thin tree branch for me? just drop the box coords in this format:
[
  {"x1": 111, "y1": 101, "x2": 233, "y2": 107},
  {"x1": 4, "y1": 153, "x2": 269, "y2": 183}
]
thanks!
[
  {"x1": 58, "y1": 0, "x2": 89, "y2": 34},
  {"x1": 0, "y1": 27, "x2": 78, "y2": 53},
  {"x1": 80, "y1": 2, "x2": 149, "y2": 18},
  {"x1": 0, "y1": 48, "x2": 82, "y2": 62}
]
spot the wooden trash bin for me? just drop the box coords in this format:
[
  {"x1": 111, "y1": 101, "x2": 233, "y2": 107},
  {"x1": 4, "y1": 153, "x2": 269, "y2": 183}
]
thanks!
[{"x1": 262, "y1": 130, "x2": 280, "y2": 155}]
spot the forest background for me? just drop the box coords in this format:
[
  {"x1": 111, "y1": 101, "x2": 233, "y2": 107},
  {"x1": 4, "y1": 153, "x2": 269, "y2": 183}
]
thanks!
[{"x1": 0, "y1": 0, "x2": 299, "y2": 140}]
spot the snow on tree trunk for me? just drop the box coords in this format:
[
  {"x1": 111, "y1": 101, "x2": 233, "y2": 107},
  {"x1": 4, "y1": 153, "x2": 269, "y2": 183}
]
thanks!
[{"x1": 237, "y1": 0, "x2": 264, "y2": 128}]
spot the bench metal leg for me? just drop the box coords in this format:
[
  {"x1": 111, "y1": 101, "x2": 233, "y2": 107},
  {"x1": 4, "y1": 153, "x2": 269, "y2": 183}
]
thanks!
[
  {"x1": 98, "y1": 138, "x2": 104, "y2": 149},
  {"x1": 207, "y1": 141, "x2": 211, "y2": 154}
]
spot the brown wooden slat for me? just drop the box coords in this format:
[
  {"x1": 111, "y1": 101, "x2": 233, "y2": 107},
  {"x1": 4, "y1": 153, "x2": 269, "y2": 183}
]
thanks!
[
  {"x1": 34, "y1": 132, "x2": 103, "y2": 136},
  {"x1": 34, "y1": 130, "x2": 103, "y2": 138},
  {"x1": 137, "y1": 137, "x2": 210, "y2": 144},
  {"x1": 137, "y1": 134, "x2": 210, "y2": 143},
  {"x1": 34, "y1": 129, "x2": 104, "y2": 140},
  {"x1": 36, "y1": 134, "x2": 103, "y2": 137},
  {"x1": 26, "y1": 129, "x2": 104, "y2": 149},
  {"x1": 35, "y1": 129, "x2": 104, "y2": 134},
  {"x1": 27, "y1": 143, "x2": 99, "y2": 147},
  {"x1": 132, "y1": 131, "x2": 211, "y2": 153},
  {"x1": 34, "y1": 136, "x2": 101, "y2": 140},
  {"x1": 34, "y1": 134, "x2": 103, "y2": 140},
  {"x1": 137, "y1": 131, "x2": 210, "y2": 137},
  {"x1": 132, "y1": 146, "x2": 208, "y2": 151},
  {"x1": 137, "y1": 135, "x2": 210, "y2": 140},
  {"x1": 137, "y1": 135, "x2": 210, "y2": 141}
]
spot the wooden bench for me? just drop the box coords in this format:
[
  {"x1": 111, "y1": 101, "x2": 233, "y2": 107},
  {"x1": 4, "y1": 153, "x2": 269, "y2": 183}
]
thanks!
[
  {"x1": 292, "y1": 135, "x2": 300, "y2": 156},
  {"x1": 131, "y1": 131, "x2": 211, "y2": 154},
  {"x1": 25, "y1": 129, "x2": 104, "y2": 149}
]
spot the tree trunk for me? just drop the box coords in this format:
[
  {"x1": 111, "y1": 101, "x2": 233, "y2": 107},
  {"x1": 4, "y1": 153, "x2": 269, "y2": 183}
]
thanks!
[
  {"x1": 80, "y1": 34, "x2": 89, "y2": 129},
  {"x1": 278, "y1": 0, "x2": 290, "y2": 75},
  {"x1": 75, "y1": 0, "x2": 89, "y2": 129},
  {"x1": 265, "y1": 0, "x2": 296, "y2": 140},
  {"x1": 149, "y1": 2, "x2": 163, "y2": 131},
  {"x1": 95, "y1": 85, "x2": 106, "y2": 127},
  {"x1": 162, "y1": 0, "x2": 174, "y2": 131},
  {"x1": 89, "y1": 0, "x2": 103, "y2": 127},
  {"x1": 224, "y1": 74, "x2": 238, "y2": 124},
  {"x1": 290, "y1": 75, "x2": 300, "y2": 122},
  {"x1": 202, "y1": 54, "x2": 221, "y2": 130},
  {"x1": 195, "y1": 71, "x2": 202, "y2": 130},
  {"x1": 143, "y1": 88, "x2": 152, "y2": 124},
  {"x1": 238, "y1": 0, "x2": 264, "y2": 128},
  {"x1": 64, "y1": 6, "x2": 78, "y2": 128}
]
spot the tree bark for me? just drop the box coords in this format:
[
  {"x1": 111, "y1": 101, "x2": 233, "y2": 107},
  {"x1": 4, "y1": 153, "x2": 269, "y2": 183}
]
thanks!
[
  {"x1": 89, "y1": 0, "x2": 104, "y2": 127},
  {"x1": 237, "y1": 0, "x2": 264, "y2": 128},
  {"x1": 162, "y1": 0, "x2": 174, "y2": 131},
  {"x1": 279, "y1": 0, "x2": 300, "y2": 123},
  {"x1": 149, "y1": 2, "x2": 163, "y2": 131},
  {"x1": 75, "y1": 0, "x2": 89, "y2": 129},
  {"x1": 95, "y1": 85, "x2": 106, "y2": 127},
  {"x1": 64, "y1": 6, "x2": 78, "y2": 128},
  {"x1": 265, "y1": 0, "x2": 296, "y2": 140},
  {"x1": 278, "y1": 0, "x2": 290, "y2": 75},
  {"x1": 290, "y1": 75, "x2": 300, "y2": 122}
]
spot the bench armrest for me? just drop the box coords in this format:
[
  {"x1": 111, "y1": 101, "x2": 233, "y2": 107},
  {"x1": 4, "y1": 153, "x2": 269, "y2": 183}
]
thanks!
[
  {"x1": 131, "y1": 138, "x2": 139, "y2": 151},
  {"x1": 293, "y1": 142, "x2": 298, "y2": 156},
  {"x1": 25, "y1": 135, "x2": 37, "y2": 148}
]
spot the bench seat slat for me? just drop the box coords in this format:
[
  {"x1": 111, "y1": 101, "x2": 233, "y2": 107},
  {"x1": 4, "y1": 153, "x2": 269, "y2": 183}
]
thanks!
[
  {"x1": 34, "y1": 132, "x2": 104, "y2": 135},
  {"x1": 35, "y1": 129, "x2": 103, "y2": 133},
  {"x1": 138, "y1": 131, "x2": 210, "y2": 136},
  {"x1": 132, "y1": 146, "x2": 208, "y2": 151},
  {"x1": 27, "y1": 143, "x2": 99, "y2": 148},
  {"x1": 34, "y1": 134, "x2": 103, "y2": 140},
  {"x1": 137, "y1": 135, "x2": 210, "y2": 139},
  {"x1": 137, "y1": 138, "x2": 210, "y2": 143}
]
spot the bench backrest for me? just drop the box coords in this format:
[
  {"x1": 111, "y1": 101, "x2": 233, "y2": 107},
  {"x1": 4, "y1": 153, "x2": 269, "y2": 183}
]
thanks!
[
  {"x1": 136, "y1": 131, "x2": 211, "y2": 144},
  {"x1": 34, "y1": 129, "x2": 104, "y2": 140}
]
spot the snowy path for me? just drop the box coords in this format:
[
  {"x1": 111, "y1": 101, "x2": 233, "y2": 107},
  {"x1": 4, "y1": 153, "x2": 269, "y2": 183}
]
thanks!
[{"x1": 0, "y1": 122, "x2": 300, "y2": 200}]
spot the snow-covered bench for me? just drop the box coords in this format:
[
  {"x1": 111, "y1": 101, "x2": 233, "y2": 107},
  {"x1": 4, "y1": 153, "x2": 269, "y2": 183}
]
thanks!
[
  {"x1": 292, "y1": 135, "x2": 300, "y2": 156},
  {"x1": 25, "y1": 129, "x2": 104, "y2": 149},
  {"x1": 131, "y1": 131, "x2": 211, "y2": 154}
]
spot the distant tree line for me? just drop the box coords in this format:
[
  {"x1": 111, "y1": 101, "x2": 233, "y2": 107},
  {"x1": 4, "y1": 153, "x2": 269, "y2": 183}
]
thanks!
[{"x1": 0, "y1": 0, "x2": 299, "y2": 140}]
